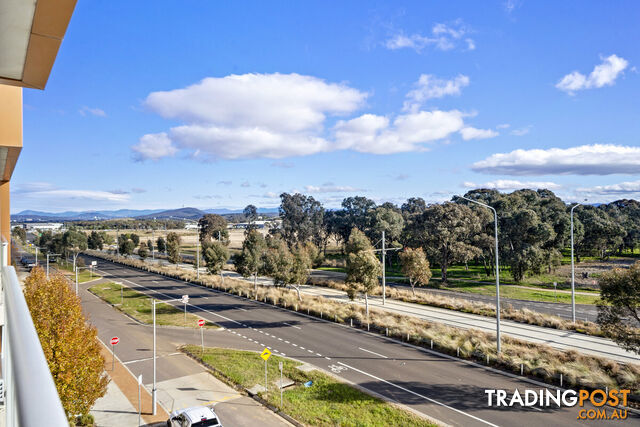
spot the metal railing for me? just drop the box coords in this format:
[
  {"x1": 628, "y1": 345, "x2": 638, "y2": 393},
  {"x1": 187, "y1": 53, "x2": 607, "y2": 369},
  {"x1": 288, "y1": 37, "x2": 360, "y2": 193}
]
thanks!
[{"x1": 1, "y1": 240, "x2": 68, "y2": 426}]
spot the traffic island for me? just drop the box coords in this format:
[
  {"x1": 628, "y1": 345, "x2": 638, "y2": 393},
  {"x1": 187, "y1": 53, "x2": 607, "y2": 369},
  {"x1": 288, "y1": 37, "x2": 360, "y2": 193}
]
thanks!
[{"x1": 181, "y1": 346, "x2": 438, "y2": 427}]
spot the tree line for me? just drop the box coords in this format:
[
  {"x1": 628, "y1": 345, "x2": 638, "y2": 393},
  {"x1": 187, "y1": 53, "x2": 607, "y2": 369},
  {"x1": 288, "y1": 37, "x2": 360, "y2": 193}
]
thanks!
[{"x1": 274, "y1": 190, "x2": 640, "y2": 284}]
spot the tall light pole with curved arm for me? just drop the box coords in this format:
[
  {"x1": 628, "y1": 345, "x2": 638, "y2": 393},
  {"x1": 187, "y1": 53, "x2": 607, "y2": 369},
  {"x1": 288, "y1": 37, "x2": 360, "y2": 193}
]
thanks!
[
  {"x1": 570, "y1": 202, "x2": 582, "y2": 323},
  {"x1": 461, "y1": 196, "x2": 501, "y2": 353}
]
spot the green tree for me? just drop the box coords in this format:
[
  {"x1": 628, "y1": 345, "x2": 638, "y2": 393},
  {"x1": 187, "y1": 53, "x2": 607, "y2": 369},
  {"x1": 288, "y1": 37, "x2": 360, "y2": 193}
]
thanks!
[
  {"x1": 146, "y1": 238, "x2": 154, "y2": 254},
  {"x1": 597, "y1": 262, "x2": 640, "y2": 354},
  {"x1": 63, "y1": 229, "x2": 88, "y2": 271},
  {"x1": 129, "y1": 233, "x2": 140, "y2": 246},
  {"x1": 166, "y1": 232, "x2": 181, "y2": 263},
  {"x1": 399, "y1": 247, "x2": 432, "y2": 295},
  {"x1": 418, "y1": 202, "x2": 482, "y2": 283},
  {"x1": 243, "y1": 204, "x2": 258, "y2": 231},
  {"x1": 24, "y1": 267, "x2": 108, "y2": 420},
  {"x1": 345, "y1": 229, "x2": 381, "y2": 317},
  {"x1": 202, "y1": 240, "x2": 229, "y2": 282},
  {"x1": 261, "y1": 237, "x2": 310, "y2": 301},
  {"x1": 11, "y1": 226, "x2": 26, "y2": 244},
  {"x1": 118, "y1": 235, "x2": 135, "y2": 256},
  {"x1": 87, "y1": 231, "x2": 104, "y2": 250},
  {"x1": 156, "y1": 236, "x2": 166, "y2": 253},
  {"x1": 198, "y1": 214, "x2": 228, "y2": 243},
  {"x1": 279, "y1": 193, "x2": 324, "y2": 247},
  {"x1": 235, "y1": 229, "x2": 267, "y2": 289},
  {"x1": 138, "y1": 241, "x2": 148, "y2": 260}
]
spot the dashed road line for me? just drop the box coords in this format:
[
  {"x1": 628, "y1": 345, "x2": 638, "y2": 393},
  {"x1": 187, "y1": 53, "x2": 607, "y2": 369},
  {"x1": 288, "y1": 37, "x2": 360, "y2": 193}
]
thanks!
[{"x1": 359, "y1": 347, "x2": 388, "y2": 359}]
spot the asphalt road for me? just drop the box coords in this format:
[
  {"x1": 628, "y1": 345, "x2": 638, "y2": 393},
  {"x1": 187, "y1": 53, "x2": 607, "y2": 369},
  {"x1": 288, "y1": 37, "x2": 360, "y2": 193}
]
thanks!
[
  {"x1": 83, "y1": 255, "x2": 639, "y2": 427},
  {"x1": 311, "y1": 269, "x2": 600, "y2": 322}
]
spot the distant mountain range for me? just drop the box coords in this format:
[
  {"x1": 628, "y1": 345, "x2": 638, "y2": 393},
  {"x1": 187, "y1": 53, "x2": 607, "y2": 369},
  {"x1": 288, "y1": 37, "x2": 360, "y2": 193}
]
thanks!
[{"x1": 11, "y1": 207, "x2": 280, "y2": 222}]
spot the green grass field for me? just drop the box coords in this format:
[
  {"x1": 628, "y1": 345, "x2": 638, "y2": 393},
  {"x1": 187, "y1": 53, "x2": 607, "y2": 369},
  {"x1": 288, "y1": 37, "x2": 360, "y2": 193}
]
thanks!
[
  {"x1": 186, "y1": 346, "x2": 435, "y2": 427},
  {"x1": 439, "y1": 282, "x2": 601, "y2": 304},
  {"x1": 89, "y1": 282, "x2": 218, "y2": 328}
]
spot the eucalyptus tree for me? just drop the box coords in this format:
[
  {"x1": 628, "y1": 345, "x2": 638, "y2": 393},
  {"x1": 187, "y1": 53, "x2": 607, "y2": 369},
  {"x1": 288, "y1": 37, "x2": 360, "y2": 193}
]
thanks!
[
  {"x1": 345, "y1": 228, "x2": 381, "y2": 317},
  {"x1": 235, "y1": 229, "x2": 267, "y2": 289},
  {"x1": 279, "y1": 192, "x2": 324, "y2": 247}
]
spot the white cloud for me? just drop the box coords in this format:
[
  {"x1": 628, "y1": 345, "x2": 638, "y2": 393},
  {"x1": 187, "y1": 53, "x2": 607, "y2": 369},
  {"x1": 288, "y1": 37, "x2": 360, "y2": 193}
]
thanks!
[
  {"x1": 404, "y1": 74, "x2": 469, "y2": 110},
  {"x1": 459, "y1": 127, "x2": 499, "y2": 140},
  {"x1": 79, "y1": 106, "x2": 107, "y2": 117},
  {"x1": 136, "y1": 73, "x2": 495, "y2": 160},
  {"x1": 16, "y1": 188, "x2": 129, "y2": 202},
  {"x1": 472, "y1": 144, "x2": 640, "y2": 175},
  {"x1": 136, "y1": 73, "x2": 367, "y2": 160},
  {"x1": 496, "y1": 124, "x2": 510, "y2": 129},
  {"x1": 304, "y1": 184, "x2": 364, "y2": 193},
  {"x1": 132, "y1": 132, "x2": 178, "y2": 161},
  {"x1": 556, "y1": 55, "x2": 629, "y2": 94},
  {"x1": 463, "y1": 180, "x2": 561, "y2": 191},
  {"x1": 334, "y1": 110, "x2": 467, "y2": 154},
  {"x1": 385, "y1": 20, "x2": 474, "y2": 53},
  {"x1": 577, "y1": 180, "x2": 640, "y2": 195},
  {"x1": 510, "y1": 125, "x2": 532, "y2": 136}
]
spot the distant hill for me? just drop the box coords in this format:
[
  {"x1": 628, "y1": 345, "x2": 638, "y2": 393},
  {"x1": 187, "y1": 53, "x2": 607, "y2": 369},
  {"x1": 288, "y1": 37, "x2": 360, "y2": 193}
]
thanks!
[
  {"x1": 136, "y1": 207, "x2": 206, "y2": 220},
  {"x1": 12, "y1": 206, "x2": 280, "y2": 222}
]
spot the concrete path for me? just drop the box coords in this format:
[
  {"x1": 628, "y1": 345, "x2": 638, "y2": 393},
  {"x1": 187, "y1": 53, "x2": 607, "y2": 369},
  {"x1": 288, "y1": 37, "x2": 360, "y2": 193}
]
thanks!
[{"x1": 91, "y1": 382, "x2": 142, "y2": 427}]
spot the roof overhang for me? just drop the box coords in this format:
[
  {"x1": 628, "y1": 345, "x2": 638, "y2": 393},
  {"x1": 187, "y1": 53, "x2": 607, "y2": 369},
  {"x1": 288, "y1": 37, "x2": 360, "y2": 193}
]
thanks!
[{"x1": 0, "y1": 0, "x2": 76, "y2": 90}]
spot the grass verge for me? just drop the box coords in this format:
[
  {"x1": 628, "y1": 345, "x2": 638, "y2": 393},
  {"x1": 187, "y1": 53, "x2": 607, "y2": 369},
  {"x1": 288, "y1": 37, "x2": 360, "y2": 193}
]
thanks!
[
  {"x1": 85, "y1": 251, "x2": 640, "y2": 399},
  {"x1": 89, "y1": 282, "x2": 218, "y2": 329},
  {"x1": 55, "y1": 261, "x2": 101, "y2": 283},
  {"x1": 182, "y1": 346, "x2": 435, "y2": 427}
]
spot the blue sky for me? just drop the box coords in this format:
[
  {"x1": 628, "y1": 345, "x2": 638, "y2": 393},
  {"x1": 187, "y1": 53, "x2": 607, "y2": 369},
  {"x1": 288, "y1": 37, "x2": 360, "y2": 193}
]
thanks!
[{"x1": 12, "y1": 0, "x2": 640, "y2": 213}]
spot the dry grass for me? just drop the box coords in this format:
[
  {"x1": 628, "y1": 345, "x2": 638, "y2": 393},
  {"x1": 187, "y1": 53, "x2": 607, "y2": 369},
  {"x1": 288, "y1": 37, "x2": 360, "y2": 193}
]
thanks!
[
  {"x1": 85, "y1": 250, "x2": 640, "y2": 397},
  {"x1": 310, "y1": 278, "x2": 603, "y2": 336}
]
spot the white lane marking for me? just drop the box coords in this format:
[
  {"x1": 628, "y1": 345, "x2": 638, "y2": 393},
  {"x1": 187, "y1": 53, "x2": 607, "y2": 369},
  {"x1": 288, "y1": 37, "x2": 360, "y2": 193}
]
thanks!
[
  {"x1": 307, "y1": 349, "x2": 313, "y2": 353},
  {"x1": 285, "y1": 341, "x2": 290, "y2": 344},
  {"x1": 260, "y1": 343, "x2": 265, "y2": 347},
  {"x1": 292, "y1": 344, "x2": 297, "y2": 347},
  {"x1": 280, "y1": 353, "x2": 286, "y2": 356},
  {"x1": 359, "y1": 347, "x2": 388, "y2": 359},
  {"x1": 283, "y1": 322, "x2": 301, "y2": 330},
  {"x1": 278, "y1": 338, "x2": 283, "y2": 341},
  {"x1": 337, "y1": 362, "x2": 498, "y2": 427},
  {"x1": 267, "y1": 346, "x2": 272, "y2": 350},
  {"x1": 325, "y1": 357, "x2": 331, "y2": 360},
  {"x1": 299, "y1": 346, "x2": 305, "y2": 350},
  {"x1": 238, "y1": 308, "x2": 247, "y2": 312},
  {"x1": 316, "y1": 353, "x2": 322, "y2": 357},
  {"x1": 259, "y1": 331, "x2": 264, "y2": 334}
]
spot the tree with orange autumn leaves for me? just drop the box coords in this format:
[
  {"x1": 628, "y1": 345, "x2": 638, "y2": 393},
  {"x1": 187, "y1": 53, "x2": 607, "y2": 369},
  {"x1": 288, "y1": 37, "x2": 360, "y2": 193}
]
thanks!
[{"x1": 24, "y1": 267, "x2": 108, "y2": 420}]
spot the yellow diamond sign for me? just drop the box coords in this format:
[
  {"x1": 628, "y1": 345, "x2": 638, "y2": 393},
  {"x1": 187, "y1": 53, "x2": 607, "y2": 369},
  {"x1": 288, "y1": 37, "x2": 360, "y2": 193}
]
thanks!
[{"x1": 260, "y1": 348, "x2": 272, "y2": 361}]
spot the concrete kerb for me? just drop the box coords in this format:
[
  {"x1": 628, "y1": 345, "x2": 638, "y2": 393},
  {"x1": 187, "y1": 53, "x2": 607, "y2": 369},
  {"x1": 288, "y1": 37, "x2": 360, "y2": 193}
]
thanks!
[{"x1": 85, "y1": 253, "x2": 640, "y2": 414}]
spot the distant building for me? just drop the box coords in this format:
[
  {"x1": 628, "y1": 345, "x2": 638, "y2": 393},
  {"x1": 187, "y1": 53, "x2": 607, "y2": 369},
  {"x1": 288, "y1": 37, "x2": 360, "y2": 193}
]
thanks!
[
  {"x1": 184, "y1": 222, "x2": 198, "y2": 230},
  {"x1": 25, "y1": 223, "x2": 64, "y2": 232}
]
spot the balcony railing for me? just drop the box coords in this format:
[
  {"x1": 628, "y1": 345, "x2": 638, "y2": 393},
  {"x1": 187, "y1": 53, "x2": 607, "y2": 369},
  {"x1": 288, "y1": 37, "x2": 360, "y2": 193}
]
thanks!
[{"x1": 1, "y1": 240, "x2": 68, "y2": 426}]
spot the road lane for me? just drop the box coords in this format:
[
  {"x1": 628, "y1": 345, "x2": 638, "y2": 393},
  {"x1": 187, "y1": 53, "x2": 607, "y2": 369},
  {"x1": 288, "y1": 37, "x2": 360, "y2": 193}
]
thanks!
[{"x1": 85, "y1": 255, "x2": 639, "y2": 427}]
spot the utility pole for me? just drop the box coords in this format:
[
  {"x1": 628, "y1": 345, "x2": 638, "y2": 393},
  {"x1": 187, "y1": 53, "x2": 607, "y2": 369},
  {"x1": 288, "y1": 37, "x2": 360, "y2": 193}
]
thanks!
[
  {"x1": 196, "y1": 240, "x2": 200, "y2": 279},
  {"x1": 373, "y1": 231, "x2": 401, "y2": 306},
  {"x1": 570, "y1": 202, "x2": 583, "y2": 323}
]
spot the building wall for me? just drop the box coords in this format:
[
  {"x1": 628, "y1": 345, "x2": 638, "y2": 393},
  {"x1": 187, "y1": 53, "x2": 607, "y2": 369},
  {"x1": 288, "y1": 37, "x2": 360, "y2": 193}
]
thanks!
[{"x1": 0, "y1": 85, "x2": 24, "y2": 263}]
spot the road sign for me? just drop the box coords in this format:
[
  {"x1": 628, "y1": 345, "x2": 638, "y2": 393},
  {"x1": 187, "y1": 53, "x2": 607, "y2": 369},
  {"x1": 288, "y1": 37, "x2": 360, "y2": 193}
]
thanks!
[
  {"x1": 181, "y1": 294, "x2": 189, "y2": 304},
  {"x1": 279, "y1": 361, "x2": 283, "y2": 370},
  {"x1": 197, "y1": 319, "x2": 205, "y2": 327},
  {"x1": 260, "y1": 348, "x2": 272, "y2": 361},
  {"x1": 91, "y1": 261, "x2": 97, "y2": 266},
  {"x1": 110, "y1": 337, "x2": 120, "y2": 345}
]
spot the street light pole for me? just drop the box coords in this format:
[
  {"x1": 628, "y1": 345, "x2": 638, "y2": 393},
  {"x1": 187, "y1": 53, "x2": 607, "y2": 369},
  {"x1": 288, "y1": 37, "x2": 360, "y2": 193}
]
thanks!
[
  {"x1": 570, "y1": 203, "x2": 582, "y2": 323},
  {"x1": 196, "y1": 240, "x2": 200, "y2": 280},
  {"x1": 381, "y1": 230, "x2": 386, "y2": 305},
  {"x1": 152, "y1": 299, "x2": 157, "y2": 415},
  {"x1": 461, "y1": 196, "x2": 501, "y2": 353}
]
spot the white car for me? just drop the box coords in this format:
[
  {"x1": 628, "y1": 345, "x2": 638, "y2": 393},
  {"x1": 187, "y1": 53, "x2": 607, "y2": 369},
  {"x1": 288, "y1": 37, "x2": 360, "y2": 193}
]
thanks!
[{"x1": 167, "y1": 406, "x2": 222, "y2": 427}]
